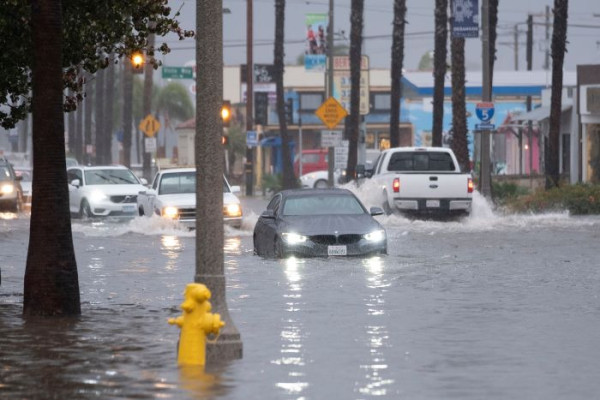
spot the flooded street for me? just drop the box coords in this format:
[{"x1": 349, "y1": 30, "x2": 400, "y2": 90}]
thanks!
[{"x1": 2, "y1": 191, "x2": 600, "y2": 399}]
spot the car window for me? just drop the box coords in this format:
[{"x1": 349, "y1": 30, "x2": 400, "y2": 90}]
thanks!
[
  {"x1": 159, "y1": 172, "x2": 195, "y2": 194},
  {"x1": 267, "y1": 194, "x2": 281, "y2": 214},
  {"x1": 0, "y1": 166, "x2": 12, "y2": 180},
  {"x1": 84, "y1": 169, "x2": 139, "y2": 185},
  {"x1": 376, "y1": 152, "x2": 388, "y2": 174},
  {"x1": 151, "y1": 173, "x2": 160, "y2": 190},
  {"x1": 67, "y1": 169, "x2": 82, "y2": 184},
  {"x1": 282, "y1": 194, "x2": 365, "y2": 216},
  {"x1": 387, "y1": 151, "x2": 455, "y2": 172},
  {"x1": 303, "y1": 154, "x2": 321, "y2": 163}
]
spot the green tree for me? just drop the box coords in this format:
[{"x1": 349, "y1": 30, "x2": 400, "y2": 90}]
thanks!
[
  {"x1": 155, "y1": 82, "x2": 194, "y2": 157},
  {"x1": 418, "y1": 51, "x2": 434, "y2": 71},
  {"x1": 390, "y1": 0, "x2": 407, "y2": 148},
  {"x1": 432, "y1": 0, "x2": 448, "y2": 147},
  {"x1": 347, "y1": 0, "x2": 365, "y2": 180}
]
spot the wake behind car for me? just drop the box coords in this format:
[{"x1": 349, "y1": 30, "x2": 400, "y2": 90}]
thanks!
[
  {"x1": 137, "y1": 168, "x2": 243, "y2": 228},
  {"x1": 67, "y1": 165, "x2": 148, "y2": 218},
  {"x1": 253, "y1": 188, "x2": 387, "y2": 258}
]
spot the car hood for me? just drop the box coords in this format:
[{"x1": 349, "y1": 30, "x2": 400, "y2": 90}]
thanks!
[
  {"x1": 82, "y1": 184, "x2": 147, "y2": 195},
  {"x1": 156, "y1": 192, "x2": 241, "y2": 207},
  {"x1": 278, "y1": 214, "x2": 382, "y2": 236}
]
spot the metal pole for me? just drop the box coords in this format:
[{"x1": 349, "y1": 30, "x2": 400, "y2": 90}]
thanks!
[
  {"x1": 514, "y1": 24, "x2": 519, "y2": 71},
  {"x1": 479, "y1": 0, "x2": 492, "y2": 197},
  {"x1": 526, "y1": 14, "x2": 533, "y2": 178},
  {"x1": 327, "y1": 0, "x2": 335, "y2": 187},
  {"x1": 245, "y1": 0, "x2": 254, "y2": 196},
  {"x1": 544, "y1": 5, "x2": 550, "y2": 71},
  {"x1": 299, "y1": 114, "x2": 303, "y2": 177}
]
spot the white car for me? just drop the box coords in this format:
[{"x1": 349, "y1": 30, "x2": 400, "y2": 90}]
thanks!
[
  {"x1": 14, "y1": 167, "x2": 32, "y2": 211},
  {"x1": 299, "y1": 169, "x2": 342, "y2": 189},
  {"x1": 67, "y1": 165, "x2": 148, "y2": 218},
  {"x1": 137, "y1": 168, "x2": 243, "y2": 229}
]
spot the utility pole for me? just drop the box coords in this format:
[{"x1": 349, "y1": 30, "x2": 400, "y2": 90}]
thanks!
[
  {"x1": 245, "y1": 0, "x2": 254, "y2": 196},
  {"x1": 327, "y1": 0, "x2": 335, "y2": 187},
  {"x1": 479, "y1": 0, "x2": 492, "y2": 197},
  {"x1": 514, "y1": 24, "x2": 519, "y2": 71},
  {"x1": 526, "y1": 14, "x2": 534, "y2": 177},
  {"x1": 544, "y1": 5, "x2": 550, "y2": 70}
]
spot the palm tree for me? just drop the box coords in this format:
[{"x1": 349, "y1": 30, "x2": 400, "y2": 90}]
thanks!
[
  {"x1": 95, "y1": 67, "x2": 105, "y2": 164},
  {"x1": 274, "y1": 0, "x2": 296, "y2": 189},
  {"x1": 346, "y1": 0, "x2": 364, "y2": 180},
  {"x1": 489, "y1": 0, "x2": 498, "y2": 90},
  {"x1": 390, "y1": 0, "x2": 407, "y2": 148},
  {"x1": 432, "y1": 0, "x2": 448, "y2": 147},
  {"x1": 84, "y1": 72, "x2": 94, "y2": 165},
  {"x1": 122, "y1": 61, "x2": 133, "y2": 167},
  {"x1": 547, "y1": 0, "x2": 569, "y2": 189},
  {"x1": 450, "y1": 37, "x2": 469, "y2": 172},
  {"x1": 24, "y1": 0, "x2": 80, "y2": 316},
  {"x1": 103, "y1": 53, "x2": 115, "y2": 164},
  {"x1": 155, "y1": 82, "x2": 194, "y2": 157}
]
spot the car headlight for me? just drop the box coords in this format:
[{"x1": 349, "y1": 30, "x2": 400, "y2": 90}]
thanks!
[
  {"x1": 224, "y1": 203, "x2": 242, "y2": 217},
  {"x1": 363, "y1": 229, "x2": 385, "y2": 242},
  {"x1": 281, "y1": 232, "x2": 308, "y2": 245},
  {"x1": 89, "y1": 190, "x2": 107, "y2": 203},
  {"x1": 1, "y1": 184, "x2": 14, "y2": 194},
  {"x1": 162, "y1": 206, "x2": 179, "y2": 219}
]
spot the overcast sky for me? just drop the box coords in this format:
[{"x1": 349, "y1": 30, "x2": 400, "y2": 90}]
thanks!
[{"x1": 162, "y1": 0, "x2": 600, "y2": 72}]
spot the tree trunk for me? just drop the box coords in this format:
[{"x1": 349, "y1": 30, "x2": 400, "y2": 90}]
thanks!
[
  {"x1": 390, "y1": 0, "x2": 407, "y2": 148},
  {"x1": 25, "y1": 0, "x2": 80, "y2": 316},
  {"x1": 104, "y1": 53, "x2": 115, "y2": 164},
  {"x1": 84, "y1": 72, "x2": 94, "y2": 166},
  {"x1": 451, "y1": 37, "x2": 469, "y2": 172},
  {"x1": 547, "y1": 0, "x2": 569, "y2": 189},
  {"x1": 489, "y1": 0, "x2": 498, "y2": 90},
  {"x1": 347, "y1": 0, "x2": 364, "y2": 179},
  {"x1": 432, "y1": 0, "x2": 448, "y2": 147},
  {"x1": 142, "y1": 34, "x2": 155, "y2": 181},
  {"x1": 75, "y1": 71, "x2": 83, "y2": 163},
  {"x1": 123, "y1": 61, "x2": 133, "y2": 167},
  {"x1": 95, "y1": 67, "x2": 105, "y2": 164},
  {"x1": 274, "y1": 0, "x2": 295, "y2": 189},
  {"x1": 67, "y1": 89, "x2": 75, "y2": 155}
]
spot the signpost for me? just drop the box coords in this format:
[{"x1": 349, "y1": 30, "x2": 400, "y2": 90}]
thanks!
[{"x1": 162, "y1": 66, "x2": 194, "y2": 80}]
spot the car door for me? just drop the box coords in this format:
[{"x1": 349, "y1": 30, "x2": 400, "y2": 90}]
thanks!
[
  {"x1": 141, "y1": 172, "x2": 160, "y2": 216},
  {"x1": 255, "y1": 194, "x2": 281, "y2": 255},
  {"x1": 67, "y1": 168, "x2": 84, "y2": 213}
]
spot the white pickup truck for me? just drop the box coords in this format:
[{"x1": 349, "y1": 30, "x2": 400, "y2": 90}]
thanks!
[{"x1": 364, "y1": 147, "x2": 473, "y2": 218}]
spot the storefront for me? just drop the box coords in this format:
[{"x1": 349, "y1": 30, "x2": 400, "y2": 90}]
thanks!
[{"x1": 578, "y1": 77, "x2": 600, "y2": 183}]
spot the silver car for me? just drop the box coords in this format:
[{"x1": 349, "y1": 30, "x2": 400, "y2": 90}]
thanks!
[{"x1": 67, "y1": 165, "x2": 148, "y2": 218}]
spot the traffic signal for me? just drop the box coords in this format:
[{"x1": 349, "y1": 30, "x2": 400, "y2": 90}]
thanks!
[
  {"x1": 285, "y1": 98, "x2": 294, "y2": 125},
  {"x1": 221, "y1": 100, "x2": 232, "y2": 127},
  {"x1": 254, "y1": 92, "x2": 268, "y2": 126},
  {"x1": 131, "y1": 52, "x2": 144, "y2": 74}
]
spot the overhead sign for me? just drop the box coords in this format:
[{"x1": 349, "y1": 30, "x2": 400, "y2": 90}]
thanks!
[
  {"x1": 315, "y1": 97, "x2": 348, "y2": 129},
  {"x1": 162, "y1": 66, "x2": 194, "y2": 79},
  {"x1": 246, "y1": 130, "x2": 258, "y2": 147},
  {"x1": 475, "y1": 102, "x2": 495, "y2": 122},
  {"x1": 329, "y1": 55, "x2": 370, "y2": 115},
  {"x1": 139, "y1": 114, "x2": 161, "y2": 137},
  {"x1": 321, "y1": 130, "x2": 343, "y2": 147},
  {"x1": 451, "y1": 0, "x2": 479, "y2": 38}
]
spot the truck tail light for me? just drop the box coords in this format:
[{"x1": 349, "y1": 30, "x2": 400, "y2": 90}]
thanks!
[
  {"x1": 393, "y1": 178, "x2": 400, "y2": 193},
  {"x1": 467, "y1": 177, "x2": 474, "y2": 193}
]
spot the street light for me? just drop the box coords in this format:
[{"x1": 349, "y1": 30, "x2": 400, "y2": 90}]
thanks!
[{"x1": 131, "y1": 52, "x2": 144, "y2": 74}]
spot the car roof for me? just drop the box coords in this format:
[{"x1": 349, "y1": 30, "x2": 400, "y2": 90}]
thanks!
[
  {"x1": 279, "y1": 188, "x2": 354, "y2": 198},
  {"x1": 158, "y1": 168, "x2": 196, "y2": 174},
  {"x1": 70, "y1": 165, "x2": 130, "y2": 170}
]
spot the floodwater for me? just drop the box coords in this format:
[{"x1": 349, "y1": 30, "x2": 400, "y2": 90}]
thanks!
[{"x1": 1, "y1": 189, "x2": 600, "y2": 399}]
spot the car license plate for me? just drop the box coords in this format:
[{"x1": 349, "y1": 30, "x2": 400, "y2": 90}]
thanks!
[
  {"x1": 426, "y1": 200, "x2": 440, "y2": 208},
  {"x1": 122, "y1": 204, "x2": 136, "y2": 213},
  {"x1": 328, "y1": 245, "x2": 347, "y2": 256}
]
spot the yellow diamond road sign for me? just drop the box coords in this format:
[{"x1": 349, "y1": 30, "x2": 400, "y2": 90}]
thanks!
[
  {"x1": 315, "y1": 97, "x2": 348, "y2": 129},
  {"x1": 139, "y1": 114, "x2": 161, "y2": 137}
]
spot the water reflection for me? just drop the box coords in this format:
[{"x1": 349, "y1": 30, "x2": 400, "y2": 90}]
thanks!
[
  {"x1": 274, "y1": 257, "x2": 309, "y2": 396},
  {"x1": 356, "y1": 256, "x2": 394, "y2": 396},
  {"x1": 161, "y1": 235, "x2": 182, "y2": 272}
]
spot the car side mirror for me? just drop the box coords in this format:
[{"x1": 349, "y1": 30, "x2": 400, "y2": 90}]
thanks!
[
  {"x1": 369, "y1": 206, "x2": 384, "y2": 216},
  {"x1": 139, "y1": 178, "x2": 148, "y2": 185},
  {"x1": 230, "y1": 185, "x2": 241, "y2": 194},
  {"x1": 15, "y1": 175, "x2": 23, "y2": 181},
  {"x1": 70, "y1": 179, "x2": 81, "y2": 188},
  {"x1": 355, "y1": 164, "x2": 365, "y2": 178},
  {"x1": 260, "y1": 210, "x2": 276, "y2": 219}
]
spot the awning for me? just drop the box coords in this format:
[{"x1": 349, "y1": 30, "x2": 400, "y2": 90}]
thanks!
[{"x1": 515, "y1": 103, "x2": 572, "y2": 122}]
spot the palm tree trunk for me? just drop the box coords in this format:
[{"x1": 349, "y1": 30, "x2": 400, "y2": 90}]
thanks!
[
  {"x1": 84, "y1": 72, "x2": 94, "y2": 165},
  {"x1": 451, "y1": 37, "x2": 469, "y2": 172},
  {"x1": 347, "y1": 0, "x2": 364, "y2": 179},
  {"x1": 274, "y1": 0, "x2": 295, "y2": 189},
  {"x1": 123, "y1": 62, "x2": 133, "y2": 167},
  {"x1": 104, "y1": 53, "x2": 115, "y2": 164},
  {"x1": 547, "y1": 0, "x2": 569, "y2": 189},
  {"x1": 142, "y1": 34, "x2": 155, "y2": 180},
  {"x1": 489, "y1": 0, "x2": 498, "y2": 90},
  {"x1": 390, "y1": 0, "x2": 407, "y2": 148},
  {"x1": 95, "y1": 67, "x2": 105, "y2": 164},
  {"x1": 432, "y1": 0, "x2": 448, "y2": 147},
  {"x1": 25, "y1": 0, "x2": 80, "y2": 316},
  {"x1": 75, "y1": 70, "x2": 83, "y2": 163}
]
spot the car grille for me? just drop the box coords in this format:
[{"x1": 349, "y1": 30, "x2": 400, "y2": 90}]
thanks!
[
  {"x1": 177, "y1": 208, "x2": 196, "y2": 219},
  {"x1": 110, "y1": 195, "x2": 137, "y2": 203},
  {"x1": 310, "y1": 234, "x2": 362, "y2": 245}
]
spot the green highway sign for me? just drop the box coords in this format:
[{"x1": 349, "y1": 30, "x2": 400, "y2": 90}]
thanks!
[{"x1": 162, "y1": 66, "x2": 194, "y2": 79}]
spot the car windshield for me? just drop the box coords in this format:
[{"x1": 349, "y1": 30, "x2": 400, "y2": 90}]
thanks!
[
  {"x1": 158, "y1": 172, "x2": 231, "y2": 195},
  {"x1": 388, "y1": 151, "x2": 456, "y2": 172},
  {"x1": 0, "y1": 166, "x2": 12, "y2": 180},
  {"x1": 282, "y1": 194, "x2": 365, "y2": 216},
  {"x1": 84, "y1": 169, "x2": 139, "y2": 185}
]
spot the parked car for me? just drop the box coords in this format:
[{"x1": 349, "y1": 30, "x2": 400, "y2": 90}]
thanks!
[
  {"x1": 0, "y1": 156, "x2": 23, "y2": 212},
  {"x1": 13, "y1": 167, "x2": 32, "y2": 211},
  {"x1": 67, "y1": 165, "x2": 148, "y2": 218},
  {"x1": 294, "y1": 149, "x2": 328, "y2": 177},
  {"x1": 137, "y1": 168, "x2": 243, "y2": 229},
  {"x1": 299, "y1": 169, "x2": 343, "y2": 188},
  {"x1": 253, "y1": 188, "x2": 387, "y2": 258}
]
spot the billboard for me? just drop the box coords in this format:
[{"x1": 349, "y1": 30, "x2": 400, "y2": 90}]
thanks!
[
  {"x1": 451, "y1": 0, "x2": 479, "y2": 38},
  {"x1": 304, "y1": 13, "x2": 328, "y2": 72}
]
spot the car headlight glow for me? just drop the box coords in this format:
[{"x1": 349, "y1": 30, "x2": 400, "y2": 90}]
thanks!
[
  {"x1": 224, "y1": 203, "x2": 242, "y2": 217},
  {"x1": 89, "y1": 190, "x2": 107, "y2": 203},
  {"x1": 281, "y1": 232, "x2": 308, "y2": 245},
  {"x1": 162, "y1": 206, "x2": 179, "y2": 219},
  {"x1": 363, "y1": 229, "x2": 386, "y2": 242},
  {"x1": 1, "y1": 184, "x2": 14, "y2": 194}
]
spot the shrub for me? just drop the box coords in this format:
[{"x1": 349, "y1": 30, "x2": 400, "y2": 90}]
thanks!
[
  {"x1": 492, "y1": 181, "x2": 530, "y2": 206},
  {"x1": 504, "y1": 183, "x2": 600, "y2": 215}
]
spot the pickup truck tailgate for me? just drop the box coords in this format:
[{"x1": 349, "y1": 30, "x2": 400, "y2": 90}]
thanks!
[{"x1": 396, "y1": 173, "x2": 470, "y2": 198}]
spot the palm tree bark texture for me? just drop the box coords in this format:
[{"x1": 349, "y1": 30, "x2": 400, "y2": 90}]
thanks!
[
  {"x1": 488, "y1": 0, "x2": 498, "y2": 90},
  {"x1": 25, "y1": 0, "x2": 81, "y2": 316},
  {"x1": 451, "y1": 37, "x2": 470, "y2": 173},
  {"x1": 432, "y1": 0, "x2": 448, "y2": 147},
  {"x1": 390, "y1": 0, "x2": 407, "y2": 148},
  {"x1": 274, "y1": 0, "x2": 296, "y2": 189},
  {"x1": 547, "y1": 0, "x2": 569, "y2": 189},
  {"x1": 347, "y1": 0, "x2": 364, "y2": 180}
]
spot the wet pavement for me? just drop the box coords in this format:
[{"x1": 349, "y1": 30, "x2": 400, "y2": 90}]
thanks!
[{"x1": 2, "y1": 190, "x2": 600, "y2": 399}]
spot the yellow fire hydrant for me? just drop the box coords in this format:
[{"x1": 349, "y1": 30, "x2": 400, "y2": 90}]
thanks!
[{"x1": 168, "y1": 283, "x2": 225, "y2": 366}]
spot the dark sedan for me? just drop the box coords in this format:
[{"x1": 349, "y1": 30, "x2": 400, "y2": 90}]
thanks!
[{"x1": 253, "y1": 188, "x2": 387, "y2": 258}]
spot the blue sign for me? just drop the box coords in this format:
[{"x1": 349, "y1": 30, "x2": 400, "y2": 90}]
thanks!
[
  {"x1": 451, "y1": 0, "x2": 479, "y2": 38},
  {"x1": 475, "y1": 102, "x2": 495, "y2": 122},
  {"x1": 475, "y1": 123, "x2": 495, "y2": 130},
  {"x1": 246, "y1": 130, "x2": 258, "y2": 147}
]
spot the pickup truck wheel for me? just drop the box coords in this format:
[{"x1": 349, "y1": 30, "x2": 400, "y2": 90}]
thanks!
[
  {"x1": 79, "y1": 199, "x2": 92, "y2": 219},
  {"x1": 314, "y1": 179, "x2": 328, "y2": 189},
  {"x1": 138, "y1": 206, "x2": 144, "y2": 216},
  {"x1": 383, "y1": 201, "x2": 393, "y2": 216}
]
